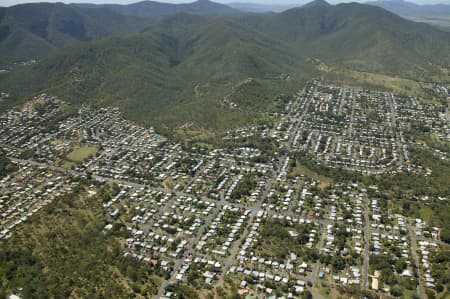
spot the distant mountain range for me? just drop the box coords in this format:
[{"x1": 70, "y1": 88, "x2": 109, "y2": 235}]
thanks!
[
  {"x1": 367, "y1": 0, "x2": 450, "y2": 17},
  {"x1": 226, "y1": 2, "x2": 298, "y2": 13},
  {"x1": 228, "y1": 0, "x2": 450, "y2": 16},
  {"x1": 76, "y1": 0, "x2": 240, "y2": 18},
  {"x1": 0, "y1": 0, "x2": 450, "y2": 131},
  {"x1": 366, "y1": 0, "x2": 450, "y2": 31},
  {"x1": 2, "y1": 0, "x2": 450, "y2": 67}
]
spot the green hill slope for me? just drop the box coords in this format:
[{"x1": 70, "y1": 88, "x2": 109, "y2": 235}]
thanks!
[
  {"x1": 0, "y1": 3, "x2": 150, "y2": 67},
  {"x1": 238, "y1": 2, "x2": 450, "y2": 77},
  {"x1": 0, "y1": 0, "x2": 242, "y2": 68},
  {"x1": 1, "y1": 1, "x2": 450, "y2": 133},
  {"x1": 299, "y1": 3, "x2": 450, "y2": 76},
  {"x1": 0, "y1": 14, "x2": 316, "y2": 131}
]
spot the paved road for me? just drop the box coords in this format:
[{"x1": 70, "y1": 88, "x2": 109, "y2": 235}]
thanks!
[
  {"x1": 362, "y1": 194, "x2": 370, "y2": 289},
  {"x1": 338, "y1": 88, "x2": 346, "y2": 116},
  {"x1": 387, "y1": 93, "x2": 397, "y2": 128},
  {"x1": 408, "y1": 218, "x2": 426, "y2": 299},
  {"x1": 347, "y1": 88, "x2": 356, "y2": 139},
  {"x1": 155, "y1": 198, "x2": 226, "y2": 298},
  {"x1": 183, "y1": 158, "x2": 210, "y2": 193},
  {"x1": 387, "y1": 93, "x2": 405, "y2": 164},
  {"x1": 310, "y1": 206, "x2": 329, "y2": 286},
  {"x1": 216, "y1": 91, "x2": 312, "y2": 285}
]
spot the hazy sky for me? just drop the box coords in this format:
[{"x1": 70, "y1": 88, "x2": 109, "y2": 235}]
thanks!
[{"x1": 1, "y1": 0, "x2": 449, "y2": 7}]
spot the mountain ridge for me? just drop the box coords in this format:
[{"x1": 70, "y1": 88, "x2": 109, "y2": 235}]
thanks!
[{"x1": 74, "y1": 0, "x2": 241, "y2": 18}]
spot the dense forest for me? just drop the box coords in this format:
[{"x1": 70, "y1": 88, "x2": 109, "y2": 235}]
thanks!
[
  {"x1": 0, "y1": 181, "x2": 162, "y2": 298},
  {"x1": 0, "y1": 152, "x2": 15, "y2": 177}
]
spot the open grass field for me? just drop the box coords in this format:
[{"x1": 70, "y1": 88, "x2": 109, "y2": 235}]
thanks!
[
  {"x1": 314, "y1": 284, "x2": 340, "y2": 299},
  {"x1": 67, "y1": 146, "x2": 98, "y2": 163},
  {"x1": 62, "y1": 161, "x2": 77, "y2": 169},
  {"x1": 323, "y1": 68, "x2": 426, "y2": 97},
  {"x1": 289, "y1": 160, "x2": 333, "y2": 189}
]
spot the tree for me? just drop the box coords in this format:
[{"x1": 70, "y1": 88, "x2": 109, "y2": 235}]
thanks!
[
  {"x1": 440, "y1": 228, "x2": 450, "y2": 244},
  {"x1": 425, "y1": 288, "x2": 436, "y2": 299},
  {"x1": 302, "y1": 290, "x2": 312, "y2": 299},
  {"x1": 394, "y1": 258, "x2": 407, "y2": 273},
  {"x1": 390, "y1": 285, "x2": 403, "y2": 297},
  {"x1": 0, "y1": 152, "x2": 16, "y2": 177}
]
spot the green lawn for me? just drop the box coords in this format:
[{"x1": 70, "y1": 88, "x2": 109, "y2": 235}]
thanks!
[
  {"x1": 67, "y1": 146, "x2": 98, "y2": 163},
  {"x1": 323, "y1": 67, "x2": 427, "y2": 97},
  {"x1": 62, "y1": 161, "x2": 77, "y2": 169},
  {"x1": 289, "y1": 160, "x2": 333, "y2": 189}
]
